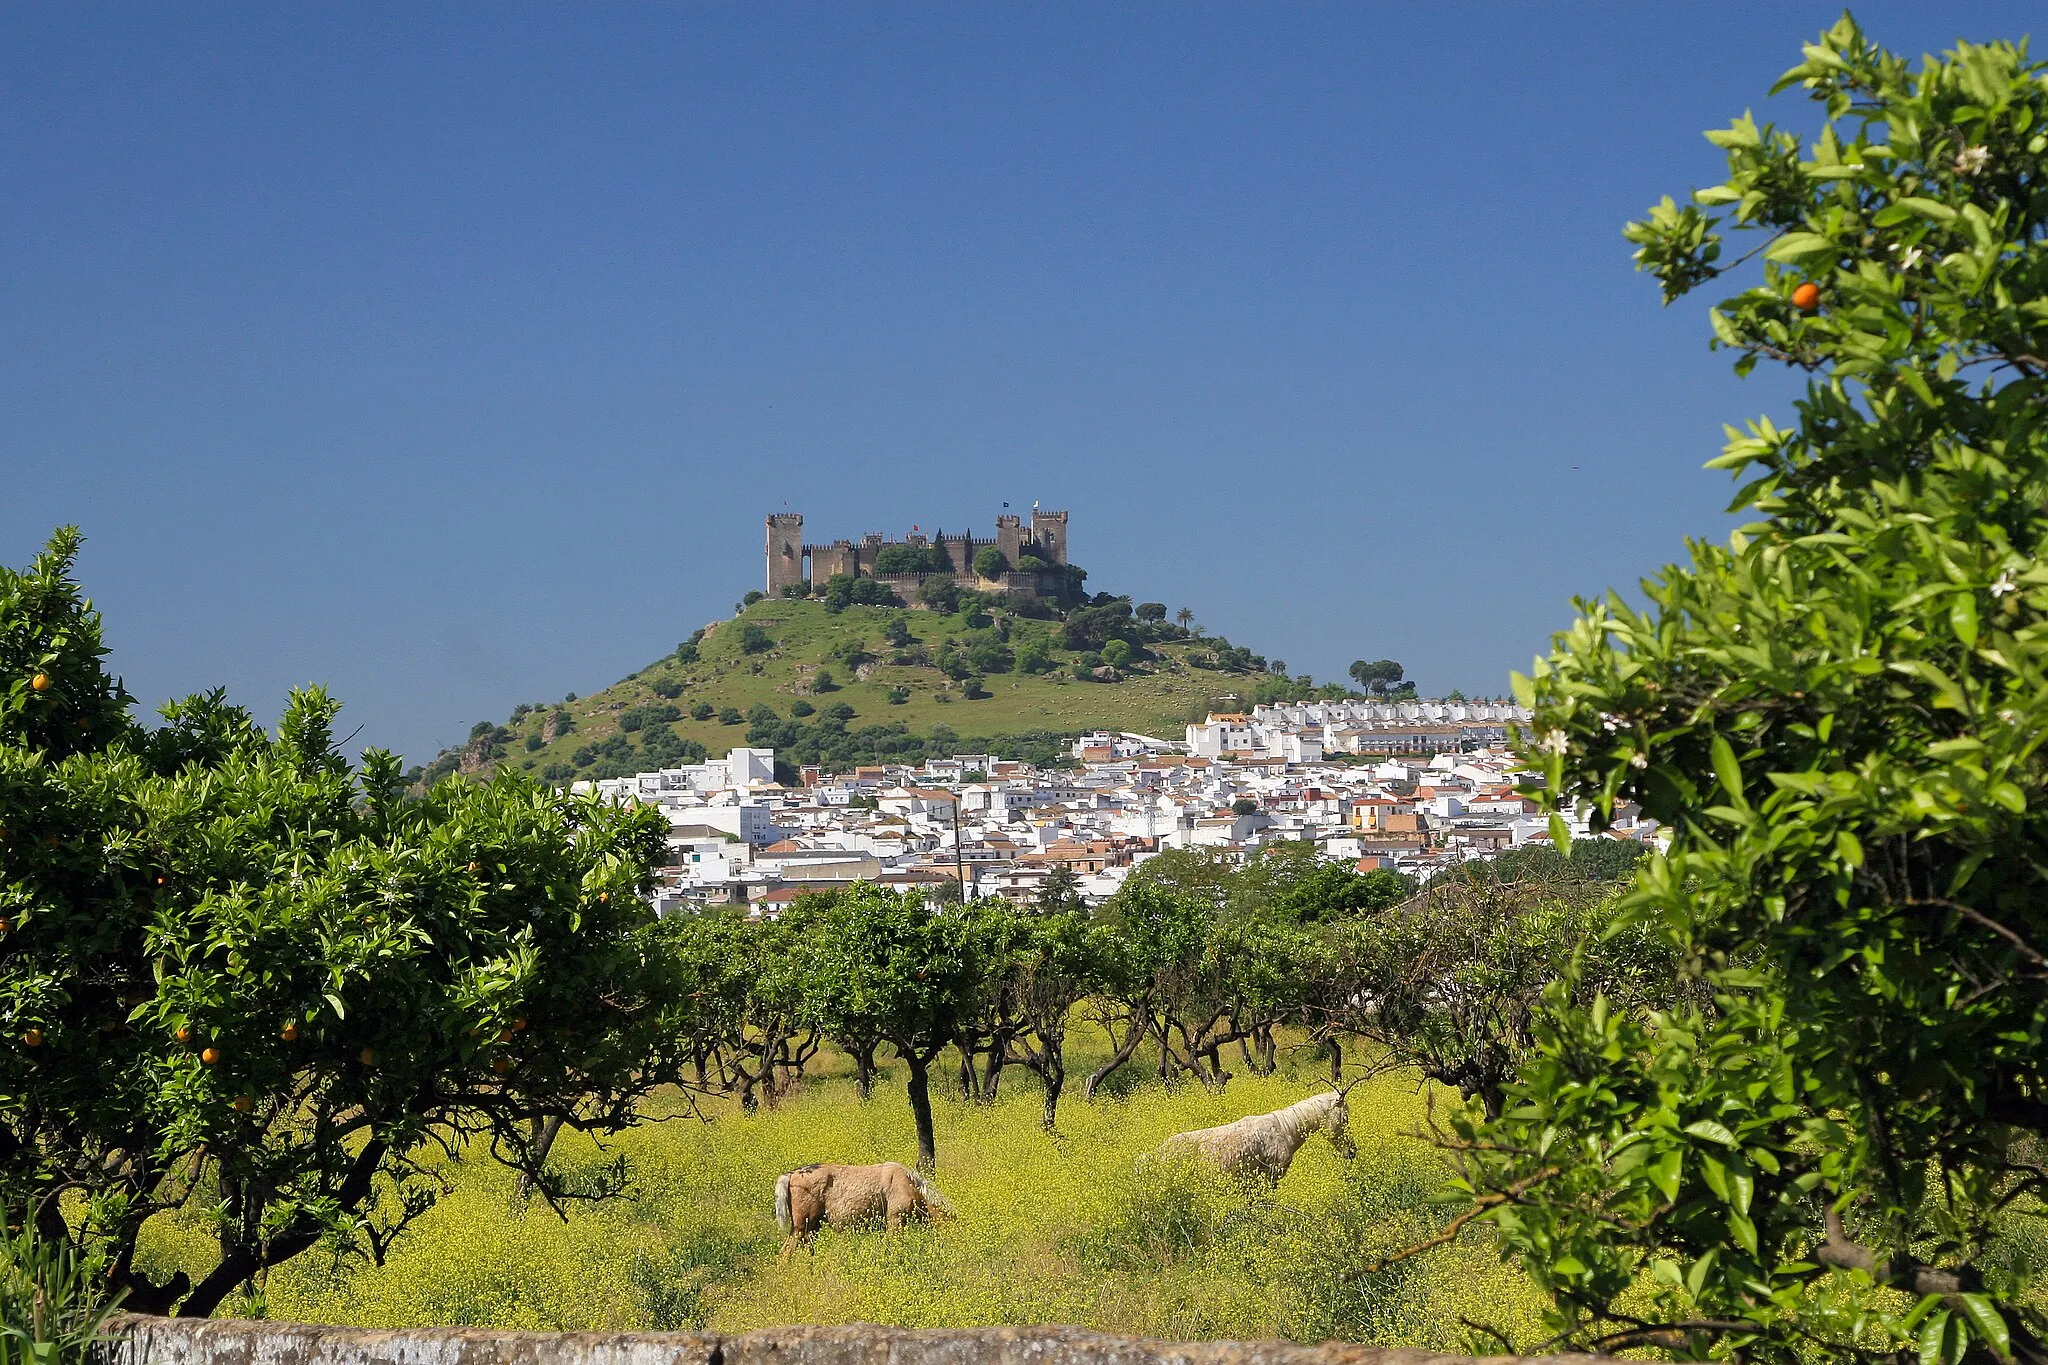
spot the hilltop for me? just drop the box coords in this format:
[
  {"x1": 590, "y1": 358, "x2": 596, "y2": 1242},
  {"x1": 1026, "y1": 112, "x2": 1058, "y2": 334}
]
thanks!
[{"x1": 407, "y1": 589, "x2": 1374, "y2": 787}]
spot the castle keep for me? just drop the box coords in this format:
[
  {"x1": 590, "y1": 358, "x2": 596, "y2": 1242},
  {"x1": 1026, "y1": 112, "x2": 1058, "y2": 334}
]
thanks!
[{"x1": 766, "y1": 509, "x2": 1069, "y2": 597}]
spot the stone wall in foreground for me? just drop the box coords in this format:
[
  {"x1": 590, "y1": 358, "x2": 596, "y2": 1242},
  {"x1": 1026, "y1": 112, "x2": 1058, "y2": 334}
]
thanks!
[{"x1": 94, "y1": 1315, "x2": 1598, "y2": 1365}]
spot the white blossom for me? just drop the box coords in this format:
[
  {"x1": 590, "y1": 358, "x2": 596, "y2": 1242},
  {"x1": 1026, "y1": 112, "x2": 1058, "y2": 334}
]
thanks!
[
  {"x1": 1955, "y1": 144, "x2": 1991, "y2": 175},
  {"x1": 1893, "y1": 244, "x2": 1923, "y2": 270},
  {"x1": 1538, "y1": 729, "x2": 1570, "y2": 756},
  {"x1": 1629, "y1": 752, "x2": 1649, "y2": 770},
  {"x1": 1991, "y1": 570, "x2": 2017, "y2": 598},
  {"x1": 1599, "y1": 713, "x2": 1623, "y2": 733}
]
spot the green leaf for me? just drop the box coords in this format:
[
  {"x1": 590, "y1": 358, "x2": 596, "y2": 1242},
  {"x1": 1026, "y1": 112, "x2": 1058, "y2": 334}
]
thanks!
[
  {"x1": 1954, "y1": 1295, "x2": 2010, "y2": 1360},
  {"x1": 1951, "y1": 594, "x2": 1979, "y2": 648},
  {"x1": 1685, "y1": 1119, "x2": 1739, "y2": 1146},
  {"x1": 1649, "y1": 1148, "x2": 1684, "y2": 1203},
  {"x1": 1710, "y1": 736, "x2": 1746, "y2": 806},
  {"x1": 1921, "y1": 1311, "x2": 1955, "y2": 1365},
  {"x1": 1897, "y1": 197, "x2": 1958, "y2": 224},
  {"x1": 1764, "y1": 232, "x2": 1838, "y2": 265}
]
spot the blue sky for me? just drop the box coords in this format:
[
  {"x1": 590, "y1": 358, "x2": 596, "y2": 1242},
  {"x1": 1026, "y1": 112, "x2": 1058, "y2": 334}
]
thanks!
[{"x1": 1, "y1": 4, "x2": 2035, "y2": 762}]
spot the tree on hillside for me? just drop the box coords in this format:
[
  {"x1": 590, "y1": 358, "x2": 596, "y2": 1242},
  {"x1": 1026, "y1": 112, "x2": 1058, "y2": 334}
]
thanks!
[
  {"x1": 0, "y1": 532, "x2": 683, "y2": 1317},
  {"x1": 1348, "y1": 658, "x2": 1407, "y2": 697},
  {"x1": 1175, "y1": 607, "x2": 1194, "y2": 633},
  {"x1": 972, "y1": 547, "x2": 1008, "y2": 580},
  {"x1": 1444, "y1": 22, "x2": 2048, "y2": 1359}
]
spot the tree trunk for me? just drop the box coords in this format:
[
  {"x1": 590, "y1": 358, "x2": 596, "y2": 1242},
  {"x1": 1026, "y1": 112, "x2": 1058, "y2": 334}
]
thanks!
[
  {"x1": 1040, "y1": 1060, "x2": 1065, "y2": 1130},
  {"x1": 515, "y1": 1114, "x2": 564, "y2": 1200},
  {"x1": 905, "y1": 1051, "x2": 938, "y2": 1171},
  {"x1": 1324, "y1": 1034, "x2": 1343, "y2": 1083},
  {"x1": 1084, "y1": 1018, "x2": 1147, "y2": 1099},
  {"x1": 853, "y1": 1041, "x2": 877, "y2": 1099}
]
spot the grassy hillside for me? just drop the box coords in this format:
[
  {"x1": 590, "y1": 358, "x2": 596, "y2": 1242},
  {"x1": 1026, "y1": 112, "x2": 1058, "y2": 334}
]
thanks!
[{"x1": 410, "y1": 594, "x2": 1332, "y2": 786}]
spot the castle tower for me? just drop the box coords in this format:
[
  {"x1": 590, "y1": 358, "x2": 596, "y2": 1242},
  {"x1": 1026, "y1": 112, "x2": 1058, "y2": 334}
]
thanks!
[
  {"x1": 1031, "y1": 508, "x2": 1069, "y2": 565},
  {"x1": 939, "y1": 530, "x2": 974, "y2": 575},
  {"x1": 994, "y1": 515, "x2": 1024, "y2": 570},
  {"x1": 766, "y1": 513, "x2": 804, "y2": 595}
]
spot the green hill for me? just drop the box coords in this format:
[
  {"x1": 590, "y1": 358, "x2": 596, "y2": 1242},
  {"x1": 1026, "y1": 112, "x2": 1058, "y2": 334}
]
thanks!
[{"x1": 409, "y1": 590, "x2": 1355, "y2": 787}]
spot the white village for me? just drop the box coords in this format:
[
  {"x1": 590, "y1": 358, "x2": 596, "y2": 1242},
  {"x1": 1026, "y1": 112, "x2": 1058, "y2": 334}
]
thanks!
[{"x1": 575, "y1": 697, "x2": 1663, "y2": 914}]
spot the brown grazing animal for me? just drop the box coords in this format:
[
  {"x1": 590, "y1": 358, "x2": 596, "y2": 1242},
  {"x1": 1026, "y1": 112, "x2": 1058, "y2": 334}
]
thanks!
[
  {"x1": 774, "y1": 1161, "x2": 954, "y2": 1257},
  {"x1": 1155, "y1": 1085, "x2": 1359, "y2": 1182}
]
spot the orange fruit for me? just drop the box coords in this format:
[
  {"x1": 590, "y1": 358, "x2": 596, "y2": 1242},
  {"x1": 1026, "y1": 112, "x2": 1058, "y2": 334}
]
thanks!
[
  {"x1": 29, "y1": 674, "x2": 49, "y2": 692},
  {"x1": 359, "y1": 1046, "x2": 376, "y2": 1066},
  {"x1": 174, "y1": 1025, "x2": 192, "y2": 1043},
  {"x1": 22, "y1": 1029, "x2": 42, "y2": 1048},
  {"x1": 598, "y1": 892, "x2": 610, "y2": 903},
  {"x1": 496, "y1": 1028, "x2": 513, "y2": 1043},
  {"x1": 511, "y1": 1017, "x2": 527, "y2": 1032},
  {"x1": 155, "y1": 877, "x2": 166, "y2": 886},
  {"x1": 232, "y1": 1095, "x2": 253, "y2": 1113},
  {"x1": 0, "y1": 919, "x2": 10, "y2": 935},
  {"x1": 45, "y1": 837, "x2": 59, "y2": 850},
  {"x1": 491, "y1": 1057, "x2": 513, "y2": 1075},
  {"x1": 280, "y1": 1022, "x2": 299, "y2": 1042},
  {"x1": 200, "y1": 1047, "x2": 219, "y2": 1065},
  {"x1": 100, "y1": 1019, "x2": 117, "y2": 1033},
  {"x1": 1792, "y1": 282, "x2": 1821, "y2": 312}
]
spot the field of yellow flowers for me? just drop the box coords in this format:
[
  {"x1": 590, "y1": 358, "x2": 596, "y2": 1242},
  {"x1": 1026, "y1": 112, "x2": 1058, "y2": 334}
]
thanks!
[{"x1": 143, "y1": 1047, "x2": 1548, "y2": 1348}]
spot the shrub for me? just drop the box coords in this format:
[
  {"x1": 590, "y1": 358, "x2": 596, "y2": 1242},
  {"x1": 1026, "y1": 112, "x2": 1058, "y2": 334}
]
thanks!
[
  {"x1": 962, "y1": 675, "x2": 989, "y2": 700},
  {"x1": 739, "y1": 624, "x2": 772, "y2": 655},
  {"x1": 811, "y1": 669, "x2": 836, "y2": 693},
  {"x1": 690, "y1": 702, "x2": 714, "y2": 722},
  {"x1": 717, "y1": 708, "x2": 743, "y2": 726},
  {"x1": 0, "y1": 1217, "x2": 124, "y2": 1365},
  {"x1": 972, "y1": 547, "x2": 1008, "y2": 579},
  {"x1": 874, "y1": 545, "x2": 948, "y2": 576},
  {"x1": 651, "y1": 678, "x2": 684, "y2": 700},
  {"x1": 524, "y1": 734, "x2": 543, "y2": 752},
  {"x1": 917, "y1": 575, "x2": 962, "y2": 612},
  {"x1": 887, "y1": 687, "x2": 910, "y2": 706}
]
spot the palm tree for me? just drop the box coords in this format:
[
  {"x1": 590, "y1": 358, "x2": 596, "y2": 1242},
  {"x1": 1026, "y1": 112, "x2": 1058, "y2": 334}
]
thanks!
[{"x1": 1175, "y1": 607, "x2": 1194, "y2": 633}]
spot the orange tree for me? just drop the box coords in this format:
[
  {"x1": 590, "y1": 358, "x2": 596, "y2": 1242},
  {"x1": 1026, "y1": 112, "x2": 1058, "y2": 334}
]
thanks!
[
  {"x1": 0, "y1": 530, "x2": 683, "y2": 1317},
  {"x1": 802, "y1": 883, "x2": 992, "y2": 1170},
  {"x1": 1444, "y1": 20, "x2": 2048, "y2": 1362}
]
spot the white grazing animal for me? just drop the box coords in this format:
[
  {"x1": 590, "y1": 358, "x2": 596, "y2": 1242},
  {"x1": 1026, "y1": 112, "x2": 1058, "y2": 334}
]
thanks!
[{"x1": 1156, "y1": 1087, "x2": 1358, "y2": 1182}]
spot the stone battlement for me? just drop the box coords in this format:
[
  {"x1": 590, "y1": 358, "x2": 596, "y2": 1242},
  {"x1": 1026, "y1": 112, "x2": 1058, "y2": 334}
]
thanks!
[{"x1": 767, "y1": 509, "x2": 1069, "y2": 597}]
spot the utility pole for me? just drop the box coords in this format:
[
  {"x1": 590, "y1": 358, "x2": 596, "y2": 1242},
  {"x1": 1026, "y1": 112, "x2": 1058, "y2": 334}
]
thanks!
[{"x1": 951, "y1": 793, "x2": 968, "y2": 901}]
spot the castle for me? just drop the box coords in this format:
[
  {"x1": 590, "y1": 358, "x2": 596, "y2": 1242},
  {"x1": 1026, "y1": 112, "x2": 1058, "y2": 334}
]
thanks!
[{"x1": 766, "y1": 508, "x2": 1070, "y2": 598}]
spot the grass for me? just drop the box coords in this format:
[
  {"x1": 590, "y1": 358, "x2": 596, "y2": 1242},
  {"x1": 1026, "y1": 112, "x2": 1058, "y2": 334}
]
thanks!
[
  {"x1": 136, "y1": 1038, "x2": 1551, "y2": 1349},
  {"x1": 446, "y1": 598, "x2": 1268, "y2": 782}
]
